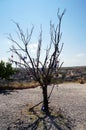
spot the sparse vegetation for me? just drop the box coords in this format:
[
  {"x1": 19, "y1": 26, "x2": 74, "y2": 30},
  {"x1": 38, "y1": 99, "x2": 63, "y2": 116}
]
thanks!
[{"x1": 0, "y1": 80, "x2": 39, "y2": 90}]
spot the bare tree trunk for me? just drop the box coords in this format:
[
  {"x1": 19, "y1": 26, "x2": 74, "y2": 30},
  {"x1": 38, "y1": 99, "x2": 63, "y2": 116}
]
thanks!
[{"x1": 42, "y1": 85, "x2": 49, "y2": 113}]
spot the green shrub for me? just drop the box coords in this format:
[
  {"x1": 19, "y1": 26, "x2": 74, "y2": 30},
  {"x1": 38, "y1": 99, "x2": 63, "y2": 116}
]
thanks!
[{"x1": 0, "y1": 60, "x2": 15, "y2": 80}]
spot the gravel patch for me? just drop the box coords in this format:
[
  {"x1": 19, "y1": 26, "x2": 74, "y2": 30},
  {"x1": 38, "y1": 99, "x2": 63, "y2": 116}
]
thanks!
[
  {"x1": 50, "y1": 83, "x2": 86, "y2": 130},
  {"x1": 0, "y1": 83, "x2": 86, "y2": 130}
]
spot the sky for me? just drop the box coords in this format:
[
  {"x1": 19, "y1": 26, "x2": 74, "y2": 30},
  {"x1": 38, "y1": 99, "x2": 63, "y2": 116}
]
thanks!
[{"x1": 0, "y1": 0, "x2": 86, "y2": 67}]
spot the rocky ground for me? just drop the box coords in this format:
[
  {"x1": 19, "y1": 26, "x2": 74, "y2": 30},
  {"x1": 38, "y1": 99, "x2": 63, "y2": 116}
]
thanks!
[{"x1": 0, "y1": 83, "x2": 86, "y2": 130}]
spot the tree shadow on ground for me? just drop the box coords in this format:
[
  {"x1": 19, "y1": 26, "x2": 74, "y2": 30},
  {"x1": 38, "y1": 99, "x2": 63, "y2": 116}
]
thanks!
[
  {"x1": 0, "y1": 89, "x2": 18, "y2": 95},
  {"x1": 8, "y1": 105, "x2": 74, "y2": 130},
  {"x1": 0, "y1": 89, "x2": 13, "y2": 95}
]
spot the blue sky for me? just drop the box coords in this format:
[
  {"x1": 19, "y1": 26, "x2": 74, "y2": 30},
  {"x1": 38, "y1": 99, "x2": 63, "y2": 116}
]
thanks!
[{"x1": 0, "y1": 0, "x2": 86, "y2": 67}]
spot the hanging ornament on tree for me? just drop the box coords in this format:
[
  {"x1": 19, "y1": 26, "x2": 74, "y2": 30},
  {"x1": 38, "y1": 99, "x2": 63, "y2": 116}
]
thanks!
[{"x1": 11, "y1": 54, "x2": 13, "y2": 58}]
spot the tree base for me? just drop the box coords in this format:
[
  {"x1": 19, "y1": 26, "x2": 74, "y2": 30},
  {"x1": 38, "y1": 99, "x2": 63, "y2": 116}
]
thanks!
[{"x1": 41, "y1": 105, "x2": 49, "y2": 114}]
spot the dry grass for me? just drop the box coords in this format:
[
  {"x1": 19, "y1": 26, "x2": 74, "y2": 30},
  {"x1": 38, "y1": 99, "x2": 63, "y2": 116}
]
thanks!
[
  {"x1": 0, "y1": 78, "x2": 86, "y2": 90},
  {"x1": 0, "y1": 80, "x2": 40, "y2": 90}
]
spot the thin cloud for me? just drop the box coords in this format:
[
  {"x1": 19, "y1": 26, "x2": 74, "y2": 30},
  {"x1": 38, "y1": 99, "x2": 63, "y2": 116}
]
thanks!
[
  {"x1": 28, "y1": 43, "x2": 38, "y2": 53},
  {"x1": 0, "y1": 57, "x2": 8, "y2": 62},
  {"x1": 76, "y1": 53, "x2": 86, "y2": 58}
]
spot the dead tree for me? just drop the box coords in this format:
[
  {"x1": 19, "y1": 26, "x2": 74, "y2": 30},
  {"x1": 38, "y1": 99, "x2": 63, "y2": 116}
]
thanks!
[{"x1": 8, "y1": 9, "x2": 65, "y2": 113}]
